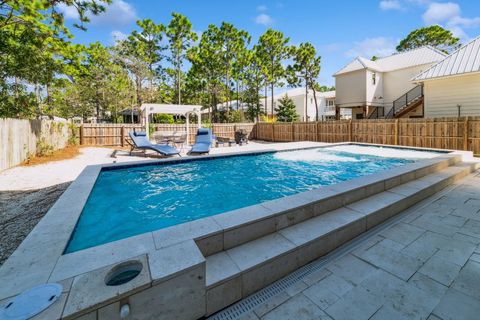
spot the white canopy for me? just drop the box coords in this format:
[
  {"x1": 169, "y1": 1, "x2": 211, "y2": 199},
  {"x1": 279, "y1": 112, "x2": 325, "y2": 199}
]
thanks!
[{"x1": 140, "y1": 103, "x2": 202, "y2": 141}]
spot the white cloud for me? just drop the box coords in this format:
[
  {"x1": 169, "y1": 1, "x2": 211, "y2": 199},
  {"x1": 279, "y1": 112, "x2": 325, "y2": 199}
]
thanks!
[
  {"x1": 379, "y1": 0, "x2": 403, "y2": 11},
  {"x1": 421, "y1": 2, "x2": 480, "y2": 41},
  {"x1": 422, "y1": 2, "x2": 460, "y2": 25},
  {"x1": 255, "y1": 13, "x2": 273, "y2": 26},
  {"x1": 448, "y1": 16, "x2": 480, "y2": 28},
  {"x1": 59, "y1": 0, "x2": 137, "y2": 27},
  {"x1": 257, "y1": 5, "x2": 267, "y2": 12},
  {"x1": 57, "y1": 3, "x2": 80, "y2": 19},
  {"x1": 90, "y1": 0, "x2": 137, "y2": 26},
  {"x1": 346, "y1": 37, "x2": 397, "y2": 58},
  {"x1": 110, "y1": 30, "x2": 128, "y2": 44}
]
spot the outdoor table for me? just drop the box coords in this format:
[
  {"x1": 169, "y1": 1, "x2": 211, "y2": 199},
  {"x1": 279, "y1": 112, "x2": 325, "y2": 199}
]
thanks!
[{"x1": 153, "y1": 131, "x2": 187, "y2": 149}]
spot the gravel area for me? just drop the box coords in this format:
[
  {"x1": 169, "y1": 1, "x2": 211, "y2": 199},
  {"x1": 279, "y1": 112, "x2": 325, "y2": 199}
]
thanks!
[{"x1": 0, "y1": 183, "x2": 70, "y2": 265}]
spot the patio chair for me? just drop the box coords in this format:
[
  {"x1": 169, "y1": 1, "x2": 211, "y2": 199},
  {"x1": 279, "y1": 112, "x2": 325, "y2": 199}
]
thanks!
[
  {"x1": 127, "y1": 131, "x2": 180, "y2": 157},
  {"x1": 171, "y1": 132, "x2": 187, "y2": 150},
  {"x1": 189, "y1": 128, "x2": 213, "y2": 154}
]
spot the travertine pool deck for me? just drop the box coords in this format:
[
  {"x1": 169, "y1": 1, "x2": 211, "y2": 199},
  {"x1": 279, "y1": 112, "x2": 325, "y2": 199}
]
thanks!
[
  {"x1": 1, "y1": 142, "x2": 477, "y2": 319},
  {"x1": 231, "y1": 168, "x2": 480, "y2": 320}
]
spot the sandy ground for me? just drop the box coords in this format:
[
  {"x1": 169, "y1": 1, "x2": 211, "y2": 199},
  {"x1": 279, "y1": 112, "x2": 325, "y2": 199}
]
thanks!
[{"x1": 0, "y1": 141, "x2": 326, "y2": 265}]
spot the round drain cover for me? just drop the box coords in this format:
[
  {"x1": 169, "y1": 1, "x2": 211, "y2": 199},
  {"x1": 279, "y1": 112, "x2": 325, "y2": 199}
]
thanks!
[{"x1": 0, "y1": 283, "x2": 62, "y2": 320}]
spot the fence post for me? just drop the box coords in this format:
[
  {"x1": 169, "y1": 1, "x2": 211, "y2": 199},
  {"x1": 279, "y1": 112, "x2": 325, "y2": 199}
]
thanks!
[
  {"x1": 272, "y1": 123, "x2": 275, "y2": 142},
  {"x1": 314, "y1": 121, "x2": 318, "y2": 142},
  {"x1": 394, "y1": 119, "x2": 399, "y2": 145},
  {"x1": 79, "y1": 125, "x2": 84, "y2": 145},
  {"x1": 291, "y1": 122, "x2": 294, "y2": 141},
  {"x1": 348, "y1": 119, "x2": 353, "y2": 142},
  {"x1": 121, "y1": 125, "x2": 125, "y2": 147},
  {"x1": 464, "y1": 116, "x2": 469, "y2": 150}
]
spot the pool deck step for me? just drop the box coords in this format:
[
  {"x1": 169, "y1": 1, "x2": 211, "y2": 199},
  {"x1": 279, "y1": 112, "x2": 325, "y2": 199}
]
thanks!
[{"x1": 205, "y1": 161, "x2": 479, "y2": 315}]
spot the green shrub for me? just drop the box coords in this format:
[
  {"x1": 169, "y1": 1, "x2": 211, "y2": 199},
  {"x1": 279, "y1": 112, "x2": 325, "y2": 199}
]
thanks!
[
  {"x1": 154, "y1": 113, "x2": 174, "y2": 124},
  {"x1": 67, "y1": 123, "x2": 79, "y2": 145},
  {"x1": 36, "y1": 138, "x2": 54, "y2": 157}
]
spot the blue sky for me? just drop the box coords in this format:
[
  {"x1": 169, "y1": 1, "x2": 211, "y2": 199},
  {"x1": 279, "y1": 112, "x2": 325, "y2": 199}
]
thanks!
[{"x1": 61, "y1": 0, "x2": 480, "y2": 88}]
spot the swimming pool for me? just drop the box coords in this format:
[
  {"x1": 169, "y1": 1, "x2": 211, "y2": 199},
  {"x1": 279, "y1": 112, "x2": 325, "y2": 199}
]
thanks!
[{"x1": 65, "y1": 145, "x2": 441, "y2": 253}]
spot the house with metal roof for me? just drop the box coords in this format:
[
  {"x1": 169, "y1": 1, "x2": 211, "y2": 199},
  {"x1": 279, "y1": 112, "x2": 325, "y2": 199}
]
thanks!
[
  {"x1": 333, "y1": 46, "x2": 446, "y2": 119},
  {"x1": 412, "y1": 36, "x2": 480, "y2": 118},
  {"x1": 264, "y1": 87, "x2": 350, "y2": 121}
]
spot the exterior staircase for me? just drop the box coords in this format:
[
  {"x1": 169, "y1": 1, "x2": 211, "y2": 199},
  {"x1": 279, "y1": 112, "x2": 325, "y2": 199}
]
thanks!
[{"x1": 386, "y1": 85, "x2": 424, "y2": 118}]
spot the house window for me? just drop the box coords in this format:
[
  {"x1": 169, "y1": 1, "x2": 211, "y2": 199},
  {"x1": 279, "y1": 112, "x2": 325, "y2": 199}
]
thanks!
[{"x1": 372, "y1": 72, "x2": 376, "y2": 85}]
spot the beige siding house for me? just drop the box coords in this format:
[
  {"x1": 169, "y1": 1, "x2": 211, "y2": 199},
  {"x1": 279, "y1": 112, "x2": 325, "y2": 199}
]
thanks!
[
  {"x1": 412, "y1": 36, "x2": 480, "y2": 118},
  {"x1": 334, "y1": 47, "x2": 446, "y2": 119},
  {"x1": 264, "y1": 88, "x2": 349, "y2": 121}
]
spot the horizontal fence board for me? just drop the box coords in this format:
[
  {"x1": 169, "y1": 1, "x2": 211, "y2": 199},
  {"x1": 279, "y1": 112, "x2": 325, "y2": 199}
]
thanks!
[
  {"x1": 79, "y1": 123, "x2": 257, "y2": 146},
  {"x1": 255, "y1": 117, "x2": 480, "y2": 155},
  {"x1": 77, "y1": 117, "x2": 480, "y2": 155}
]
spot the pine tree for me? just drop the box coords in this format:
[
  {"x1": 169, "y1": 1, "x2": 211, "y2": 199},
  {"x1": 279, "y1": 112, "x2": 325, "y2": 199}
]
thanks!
[{"x1": 275, "y1": 94, "x2": 299, "y2": 122}]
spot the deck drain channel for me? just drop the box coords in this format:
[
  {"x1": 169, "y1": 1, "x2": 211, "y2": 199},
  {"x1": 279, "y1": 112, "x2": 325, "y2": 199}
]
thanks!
[{"x1": 208, "y1": 183, "x2": 457, "y2": 320}]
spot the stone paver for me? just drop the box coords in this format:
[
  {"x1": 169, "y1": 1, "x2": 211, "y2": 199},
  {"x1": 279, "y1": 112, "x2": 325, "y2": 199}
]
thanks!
[
  {"x1": 432, "y1": 288, "x2": 480, "y2": 320},
  {"x1": 324, "y1": 286, "x2": 381, "y2": 320},
  {"x1": 246, "y1": 169, "x2": 480, "y2": 320},
  {"x1": 418, "y1": 256, "x2": 462, "y2": 286},
  {"x1": 451, "y1": 260, "x2": 480, "y2": 300},
  {"x1": 261, "y1": 293, "x2": 332, "y2": 320}
]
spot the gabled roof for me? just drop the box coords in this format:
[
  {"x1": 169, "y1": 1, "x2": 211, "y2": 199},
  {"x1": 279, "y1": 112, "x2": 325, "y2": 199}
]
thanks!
[
  {"x1": 334, "y1": 46, "x2": 447, "y2": 76},
  {"x1": 269, "y1": 88, "x2": 335, "y2": 99},
  {"x1": 412, "y1": 36, "x2": 480, "y2": 81}
]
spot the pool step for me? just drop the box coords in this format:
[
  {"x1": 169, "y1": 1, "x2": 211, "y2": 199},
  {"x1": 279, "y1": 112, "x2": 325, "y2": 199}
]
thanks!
[{"x1": 205, "y1": 161, "x2": 478, "y2": 315}]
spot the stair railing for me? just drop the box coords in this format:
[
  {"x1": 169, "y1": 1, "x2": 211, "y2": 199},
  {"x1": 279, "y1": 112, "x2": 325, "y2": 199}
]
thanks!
[{"x1": 390, "y1": 85, "x2": 424, "y2": 118}]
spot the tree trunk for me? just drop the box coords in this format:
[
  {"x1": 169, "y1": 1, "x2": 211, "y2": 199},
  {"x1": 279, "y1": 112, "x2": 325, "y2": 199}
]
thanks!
[
  {"x1": 312, "y1": 85, "x2": 319, "y2": 122},
  {"x1": 264, "y1": 86, "x2": 268, "y2": 115},
  {"x1": 305, "y1": 83, "x2": 308, "y2": 122},
  {"x1": 177, "y1": 55, "x2": 182, "y2": 104},
  {"x1": 236, "y1": 80, "x2": 240, "y2": 110},
  {"x1": 271, "y1": 82, "x2": 274, "y2": 117},
  {"x1": 225, "y1": 70, "x2": 230, "y2": 119},
  {"x1": 136, "y1": 76, "x2": 142, "y2": 107}
]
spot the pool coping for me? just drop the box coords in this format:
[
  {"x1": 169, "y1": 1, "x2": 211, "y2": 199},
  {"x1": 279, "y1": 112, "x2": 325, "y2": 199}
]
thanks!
[{"x1": 0, "y1": 142, "x2": 472, "y2": 318}]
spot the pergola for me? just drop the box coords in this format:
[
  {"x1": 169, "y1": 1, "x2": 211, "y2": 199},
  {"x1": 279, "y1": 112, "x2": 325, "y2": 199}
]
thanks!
[{"x1": 140, "y1": 103, "x2": 202, "y2": 140}]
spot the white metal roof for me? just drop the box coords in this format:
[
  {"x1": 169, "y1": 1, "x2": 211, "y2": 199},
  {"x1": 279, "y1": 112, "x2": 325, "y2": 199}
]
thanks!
[
  {"x1": 269, "y1": 88, "x2": 335, "y2": 100},
  {"x1": 141, "y1": 104, "x2": 202, "y2": 115},
  {"x1": 412, "y1": 36, "x2": 480, "y2": 81},
  {"x1": 334, "y1": 46, "x2": 446, "y2": 76}
]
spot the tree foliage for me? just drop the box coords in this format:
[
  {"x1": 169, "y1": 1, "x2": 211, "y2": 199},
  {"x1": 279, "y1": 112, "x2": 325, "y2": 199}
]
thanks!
[
  {"x1": 257, "y1": 29, "x2": 292, "y2": 116},
  {"x1": 287, "y1": 43, "x2": 322, "y2": 121},
  {"x1": 275, "y1": 94, "x2": 299, "y2": 122},
  {"x1": 0, "y1": 0, "x2": 111, "y2": 117},
  {"x1": 0, "y1": 3, "x2": 324, "y2": 124},
  {"x1": 396, "y1": 25, "x2": 460, "y2": 53}
]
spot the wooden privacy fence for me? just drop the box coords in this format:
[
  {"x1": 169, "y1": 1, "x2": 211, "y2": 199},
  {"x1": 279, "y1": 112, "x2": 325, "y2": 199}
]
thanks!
[
  {"x1": 79, "y1": 123, "x2": 256, "y2": 146},
  {"x1": 256, "y1": 117, "x2": 480, "y2": 155},
  {"x1": 78, "y1": 118, "x2": 480, "y2": 155},
  {"x1": 0, "y1": 118, "x2": 70, "y2": 171}
]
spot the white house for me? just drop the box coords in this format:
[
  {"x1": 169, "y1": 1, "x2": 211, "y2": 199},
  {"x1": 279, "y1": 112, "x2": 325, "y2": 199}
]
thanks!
[
  {"x1": 334, "y1": 47, "x2": 446, "y2": 119},
  {"x1": 412, "y1": 36, "x2": 480, "y2": 118},
  {"x1": 264, "y1": 87, "x2": 350, "y2": 121}
]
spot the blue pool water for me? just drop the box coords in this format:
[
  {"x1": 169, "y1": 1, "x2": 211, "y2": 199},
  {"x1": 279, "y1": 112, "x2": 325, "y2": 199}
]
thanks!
[{"x1": 65, "y1": 146, "x2": 437, "y2": 253}]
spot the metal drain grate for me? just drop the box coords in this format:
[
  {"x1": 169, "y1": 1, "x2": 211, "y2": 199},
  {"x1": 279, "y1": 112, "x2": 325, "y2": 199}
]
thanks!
[
  {"x1": 208, "y1": 184, "x2": 456, "y2": 320},
  {"x1": 208, "y1": 241, "x2": 349, "y2": 320}
]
